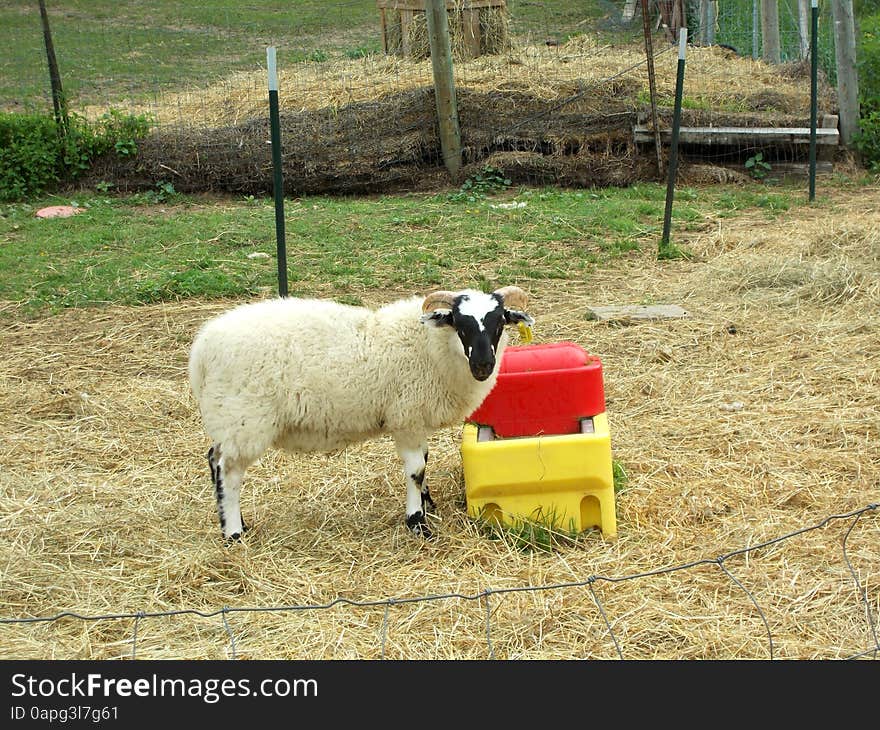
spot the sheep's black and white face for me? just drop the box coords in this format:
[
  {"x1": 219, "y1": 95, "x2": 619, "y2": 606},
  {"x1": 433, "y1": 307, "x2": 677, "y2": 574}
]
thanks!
[{"x1": 421, "y1": 289, "x2": 534, "y2": 381}]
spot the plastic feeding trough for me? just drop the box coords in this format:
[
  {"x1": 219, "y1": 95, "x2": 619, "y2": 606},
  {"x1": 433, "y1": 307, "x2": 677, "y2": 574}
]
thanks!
[
  {"x1": 467, "y1": 341, "x2": 606, "y2": 438},
  {"x1": 461, "y1": 341, "x2": 617, "y2": 538}
]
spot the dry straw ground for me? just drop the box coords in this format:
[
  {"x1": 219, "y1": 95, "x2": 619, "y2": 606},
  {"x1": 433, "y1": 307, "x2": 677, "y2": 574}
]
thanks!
[{"x1": 1, "y1": 183, "x2": 877, "y2": 659}]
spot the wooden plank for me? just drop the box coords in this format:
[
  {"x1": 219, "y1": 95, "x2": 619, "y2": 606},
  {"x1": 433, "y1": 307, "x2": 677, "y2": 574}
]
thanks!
[
  {"x1": 633, "y1": 125, "x2": 839, "y2": 145},
  {"x1": 461, "y1": 8, "x2": 481, "y2": 58},
  {"x1": 622, "y1": 0, "x2": 638, "y2": 21},
  {"x1": 586, "y1": 304, "x2": 690, "y2": 322},
  {"x1": 770, "y1": 161, "x2": 834, "y2": 175},
  {"x1": 400, "y1": 9, "x2": 412, "y2": 58}
]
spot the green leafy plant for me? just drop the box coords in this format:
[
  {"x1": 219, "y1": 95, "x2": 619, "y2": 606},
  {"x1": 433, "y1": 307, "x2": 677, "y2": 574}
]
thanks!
[
  {"x1": 344, "y1": 45, "x2": 377, "y2": 59},
  {"x1": 0, "y1": 109, "x2": 153, "y2": 202},
  {"x1": 0, "y1": 113, "x2": 60, "y2": 201},
  {"x1": 448, "y1": 165, "x2": 512, "y2": 202},
  {"x1": 744, "y1": 152, "x2": 772, "y2": 180},
  {"x1": 657, "y1": 240, "x2": 695, "y2": 261},
  {"x1": 132, "y1": 180, "x2": 178, "y2": 205},
  {"x1": 854, "y1": 10, "x2": 880, "y2": 171},
  {"x1": 854, "y1": 107, "x2": 880, "y2": 172}
]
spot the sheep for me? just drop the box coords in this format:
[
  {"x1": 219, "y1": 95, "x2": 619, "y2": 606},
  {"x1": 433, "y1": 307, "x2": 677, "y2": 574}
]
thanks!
[{"x1": 187, "y1": 285, "x2": 535, "y2": 541}]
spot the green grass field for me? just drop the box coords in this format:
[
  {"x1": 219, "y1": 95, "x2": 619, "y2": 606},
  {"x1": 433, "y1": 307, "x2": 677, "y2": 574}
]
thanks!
[
  {"x1": 0, "y1": 0, "x2": 620, "y2": 113},
  {"x1": 0, "y1": 0, "x2": 383, "y2": 111},
  {"x1": 0, "y1": 180, "x2": 811, "y2": 316},
  {"x1": 0, "y1": 1, "x2": 865, "y2": 318}
]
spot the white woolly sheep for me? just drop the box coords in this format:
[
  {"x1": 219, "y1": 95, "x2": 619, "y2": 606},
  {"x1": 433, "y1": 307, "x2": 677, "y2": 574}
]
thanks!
[{"x1": 188, "y1": 285, "x2": 535, "y2": 540}]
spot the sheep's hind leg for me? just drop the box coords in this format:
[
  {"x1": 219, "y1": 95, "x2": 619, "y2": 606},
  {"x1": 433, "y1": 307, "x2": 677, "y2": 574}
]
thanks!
[
  {"x1": 396, "y1": 440, "x2": 433, "y2": 539},
  {"x1": 208, "y1": 445, "x2": 248, "y2": 541}
]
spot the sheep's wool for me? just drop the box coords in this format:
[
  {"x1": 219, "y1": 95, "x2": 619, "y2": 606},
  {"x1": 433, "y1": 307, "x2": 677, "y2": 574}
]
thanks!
[{"x1": 188, "y1": 295, "x2": 508, "y2": 464}]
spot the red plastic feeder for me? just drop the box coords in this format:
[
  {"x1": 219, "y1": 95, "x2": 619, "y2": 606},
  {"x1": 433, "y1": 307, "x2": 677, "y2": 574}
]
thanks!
[{"x1": 467, "y1": 342, "x2": 605, "y2": 438}]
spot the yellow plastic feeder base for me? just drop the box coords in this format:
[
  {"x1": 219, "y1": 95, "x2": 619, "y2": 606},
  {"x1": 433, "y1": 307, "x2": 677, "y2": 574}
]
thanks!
[{"x1": 461, "y1": 412, "x2": 617, "y2": 539}]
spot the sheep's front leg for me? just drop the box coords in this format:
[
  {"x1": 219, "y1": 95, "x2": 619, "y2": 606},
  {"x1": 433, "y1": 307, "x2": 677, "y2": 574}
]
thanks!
[
  {"x1": 208, "y1": 445, "x2": 248, "y2": 541},
  {"x1": 421, "y1": 445, "x2": 435, "y2": 512},
  {"x1": 395, "y1": 438, "x2": 434, "y2": 538}
]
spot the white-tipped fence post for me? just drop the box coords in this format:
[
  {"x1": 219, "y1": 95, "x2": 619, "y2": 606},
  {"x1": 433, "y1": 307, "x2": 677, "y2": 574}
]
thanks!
[
  {"x1": 809, "y1": 0, "x2": 819, "y2": 201},
  {"x1": 267, "y1": 46, "x2": 288, "y2": 298},
  {"x1": 660, "y1": 28, "x2": 688, "y2": 255}
]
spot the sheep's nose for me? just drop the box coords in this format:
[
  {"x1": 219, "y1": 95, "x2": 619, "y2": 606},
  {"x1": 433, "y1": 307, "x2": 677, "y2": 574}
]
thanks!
[{"x1": 470, "y1": 360, "x2": 494, "y2": 381}]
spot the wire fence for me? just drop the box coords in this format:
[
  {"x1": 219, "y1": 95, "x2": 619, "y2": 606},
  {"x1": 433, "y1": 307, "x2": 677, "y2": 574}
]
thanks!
[
  {"x1": 4, "y1": 1, "x2": 840, "y2": 120},
  {"x1": 2, "y1": 503, "x2": 876, "y2": 660},
  {"x1": 0, "y1": 1, "x2": 850, "y2": 193}
]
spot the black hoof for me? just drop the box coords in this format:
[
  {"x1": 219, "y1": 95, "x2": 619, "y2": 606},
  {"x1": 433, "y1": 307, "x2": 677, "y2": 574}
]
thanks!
[
  {"x1": 223, "y1": 521, "x2": 248, "y2": 544},
  {"x1": 406, "y1": 511, "x2": 433, "y2": 539}
]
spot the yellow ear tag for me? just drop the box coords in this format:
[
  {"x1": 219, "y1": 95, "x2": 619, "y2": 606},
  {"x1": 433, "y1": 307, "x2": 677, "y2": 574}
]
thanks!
[{"x1": 517, "y1": 321, "x2": 533, "y2": 344}]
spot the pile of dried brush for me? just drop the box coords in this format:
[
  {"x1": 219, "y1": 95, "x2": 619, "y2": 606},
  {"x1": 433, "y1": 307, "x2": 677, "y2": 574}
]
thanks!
[{"x1": 82, "y1": 38, "x2": 837, "y2": 196}]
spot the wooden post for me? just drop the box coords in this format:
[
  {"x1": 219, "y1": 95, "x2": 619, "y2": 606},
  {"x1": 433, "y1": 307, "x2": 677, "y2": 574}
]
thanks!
[
  {"x1": 640, "y1": 0, "x2": 662, "y2": 177},
  {"x1": 379, "y1": 8, "x2": 388, "y2": 54},
  {"x1": 699, "y1": 0, "x2": 709, "y2": 44},
  {"x1": 706, "y1": 0, "x2": 716, "y2": 45},
  {"x1": 752, "y1": 0, "x2": 760, "y2": 59},
  {"x1": 797, "y1": 0, "x2": 810, "y2": 59},
  {"x1": 401, "y1": 9, "x2": 413, "y2": 59},
  {"x1": 831, "y1": 0, "x2": 860, "y2": 146},
  {"x1": 760, "y1": 0, "x2": 781, "y2": 64},
  {"x1": 658, "y1": 0, "x2": 675, "y2": 42},
  {"x1": 671, "y1": 0, "x2": 683, "y2": 39},
  {"x1": 424, "y1": 0, "x2": 462, "y2": 181}
]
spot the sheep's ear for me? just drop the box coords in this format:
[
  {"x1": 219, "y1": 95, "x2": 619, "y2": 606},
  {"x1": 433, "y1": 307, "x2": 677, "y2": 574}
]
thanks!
[
  {"x1": 421, "y1": 290, "x2": 456, "y2": 328},
  {"x1": 420, "y1": 309, "x2": 454, "y2": 328},
  {"x1": 494, "y1": 285, "x2": 535, "y2": 327},
  {"x1": 504, "y1": 309, "x2": 535, "y2": 327}
]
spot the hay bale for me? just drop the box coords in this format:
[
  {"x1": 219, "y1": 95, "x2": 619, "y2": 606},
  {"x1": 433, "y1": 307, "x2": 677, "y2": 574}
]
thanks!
[{"x1": 381, "y1": 1, "x2": 510, "y2": 61}]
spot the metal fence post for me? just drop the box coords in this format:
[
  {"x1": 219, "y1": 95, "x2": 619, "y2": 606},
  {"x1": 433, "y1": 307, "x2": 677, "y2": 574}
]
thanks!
[{"x1": 267, "y1": 46, "x2": 288, "y2": 298}]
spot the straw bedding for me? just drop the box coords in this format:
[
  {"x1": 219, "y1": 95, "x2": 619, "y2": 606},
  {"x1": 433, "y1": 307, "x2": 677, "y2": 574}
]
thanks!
[{"x1": 0, "y1": 186, "x2": 877, "y2": 659}]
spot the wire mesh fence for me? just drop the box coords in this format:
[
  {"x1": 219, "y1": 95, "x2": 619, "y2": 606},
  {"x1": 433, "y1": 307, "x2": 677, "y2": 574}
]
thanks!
[
  {"x1": 1, "y1": 504, "x2": 876, "y2": 660},
  {"x1": 8, "y1": 1, "x2": 840, "y2": 108},
  {"x1": 1, "y1": 1, "x2": 850, "y2": 194}
]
